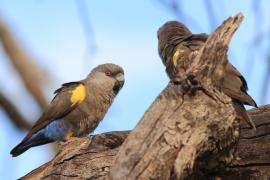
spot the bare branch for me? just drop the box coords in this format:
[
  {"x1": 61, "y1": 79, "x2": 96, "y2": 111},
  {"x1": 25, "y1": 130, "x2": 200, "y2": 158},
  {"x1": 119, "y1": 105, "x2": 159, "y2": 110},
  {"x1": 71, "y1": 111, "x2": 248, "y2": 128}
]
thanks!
[
  {"x1": 0, "y1": 91, "x2": 31, "y2": 130},
  {"x1": 21, "y1": 131, "x2": 130, "y2": 180},
  {"x1": 155, "y1": 0, "x2": 201, "y2": 30},
  {"x1": 0, "y1": 18, "x2": 48, "y2": 109},
  {"x1": 109, "y1": 13, "x2": 243, "y2": 180},
  {"x1": 20, "y1": 106, "x2": 270, "y2": 179},
  {"x1": 75, "y1": 0, "x2": 97, "y2": 56}
]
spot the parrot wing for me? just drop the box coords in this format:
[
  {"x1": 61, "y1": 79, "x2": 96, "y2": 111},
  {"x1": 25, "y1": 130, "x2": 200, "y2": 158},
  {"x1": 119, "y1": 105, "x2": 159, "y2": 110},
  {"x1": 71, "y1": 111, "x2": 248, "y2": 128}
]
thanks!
[
  {"x1": 181, "y1": 33, "x2": 257, "y2": 107},
  {"x1": 223, "y1": 63, "x2": 257, "y2": 107},
  {"x1": 22, "y1": 81, "x2": 87, "y2": 142}
]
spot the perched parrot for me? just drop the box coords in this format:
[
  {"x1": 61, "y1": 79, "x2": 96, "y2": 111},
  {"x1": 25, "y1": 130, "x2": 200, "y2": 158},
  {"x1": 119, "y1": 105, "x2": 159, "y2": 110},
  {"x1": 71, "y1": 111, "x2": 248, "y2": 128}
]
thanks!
[
  {"x1": 157, "y1": 21, "x2": 257, "y2": 129},
  {"x1": 11, "y1": 63, "x2": 125, "y2": 157}
]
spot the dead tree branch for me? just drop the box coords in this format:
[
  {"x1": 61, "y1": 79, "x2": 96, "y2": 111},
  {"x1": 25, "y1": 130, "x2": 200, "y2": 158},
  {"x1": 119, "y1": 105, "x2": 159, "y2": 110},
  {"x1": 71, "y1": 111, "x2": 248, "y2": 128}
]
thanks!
[
  {"x1": 109, "y1": 14, "x2": 243, "y2": 180},
  {"x1": 75, "y1": 0, "x2": 97, "y2": 55},
  {"x1": 21, "y1": 131, "x2": 130, "y2": 180},
  {"x1": 0, "y1": 18, "x2": 47, "y2": 109},
  {"x1": 155, "y1": 0, "x2": 201, "y2": 30},
  {"x1": 21, "y1": 106, "x2": 270, "y2": 179},
  {"x1": 0, "y1": 92, "x2": 31, "y2": 130}
]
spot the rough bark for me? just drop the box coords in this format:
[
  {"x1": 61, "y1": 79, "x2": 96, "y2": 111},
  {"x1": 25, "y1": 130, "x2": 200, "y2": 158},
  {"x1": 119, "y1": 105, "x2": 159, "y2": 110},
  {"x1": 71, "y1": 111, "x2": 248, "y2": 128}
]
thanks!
[
  {"x1": 109, "y1": 13, "x2": 243, "y2": 180},
  {"x1": 21, "y1": 131, "x2": 130, "y2": 180},
  {"x1": 221, "y1": 105, "x2": 270, "y2": 180},
  {"x1": 19, "y1": 13, "x2": 269, "y2": 180},
  {"x1": 21, "y1": 106, "x2": 270, "y2": 180}
]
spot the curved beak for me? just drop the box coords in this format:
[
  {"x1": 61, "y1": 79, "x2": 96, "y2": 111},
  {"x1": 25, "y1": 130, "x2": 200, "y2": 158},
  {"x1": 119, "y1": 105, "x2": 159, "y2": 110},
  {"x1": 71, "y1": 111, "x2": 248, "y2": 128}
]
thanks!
[
  {"x1": 116, "y1": 73, "x2": 125, "y2": 87},
  {"x1": 113, "y1": 73, "x2": 125, "y2": 94},
  {"x1": 116, "y1": 73, "x2": 125, "y2": 88}
]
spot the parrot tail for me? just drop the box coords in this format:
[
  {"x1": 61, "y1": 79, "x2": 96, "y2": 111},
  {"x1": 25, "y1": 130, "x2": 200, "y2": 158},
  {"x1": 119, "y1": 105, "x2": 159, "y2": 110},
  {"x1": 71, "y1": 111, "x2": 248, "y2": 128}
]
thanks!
[
  {"x1": 10, "y1": 132, "x2": 53, "y2": 157},
  {"x1": 233, "y1": 100, "x2": 256, "y2": 131}
]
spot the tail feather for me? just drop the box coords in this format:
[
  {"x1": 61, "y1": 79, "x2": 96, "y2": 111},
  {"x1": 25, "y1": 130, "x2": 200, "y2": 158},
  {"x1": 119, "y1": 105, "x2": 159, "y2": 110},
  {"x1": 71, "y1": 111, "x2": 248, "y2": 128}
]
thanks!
[
  {"x1": 10, "y1": 141, "x2": 31, "y2": 157},
  {"x1": 10, "y1": 132, "x2": 53, "y2": 157},
  {"x1": 233, "y1": 100, "x2": 256, "y2": 131}
]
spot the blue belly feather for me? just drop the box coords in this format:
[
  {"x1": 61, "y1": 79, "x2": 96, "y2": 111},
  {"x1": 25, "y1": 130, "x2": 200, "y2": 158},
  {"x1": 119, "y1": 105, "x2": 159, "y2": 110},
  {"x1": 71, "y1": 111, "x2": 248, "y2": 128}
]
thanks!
[
  {"x1": 28, "y1": 119, "x2": 72, "y2": 142},
  {"x1": 20, "y1": 120, "x2": 73, "y2": 150},
  {"x1": 43, "y1": 120, "x2": 71, "y2": 141}
]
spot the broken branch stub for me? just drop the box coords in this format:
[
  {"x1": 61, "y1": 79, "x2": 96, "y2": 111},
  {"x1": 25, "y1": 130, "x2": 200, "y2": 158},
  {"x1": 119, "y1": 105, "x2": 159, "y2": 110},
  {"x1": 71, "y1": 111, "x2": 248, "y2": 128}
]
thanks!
[
  {"x1": 188, "y1": 13, "x2": 243, "y2": 87},
  {"x1": 109, "y1": 13, "x2": 244, "y2": 179}
]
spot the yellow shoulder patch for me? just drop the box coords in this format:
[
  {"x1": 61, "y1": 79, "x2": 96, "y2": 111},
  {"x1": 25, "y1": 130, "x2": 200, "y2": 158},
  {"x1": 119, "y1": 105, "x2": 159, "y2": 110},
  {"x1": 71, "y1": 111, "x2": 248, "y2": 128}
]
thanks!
[
  {"x1": 172, "y1": 48, "x2": 182, "y2": 67},
  {"x1": 70, "y1": 84, "x2": 86, "y2": 106}
]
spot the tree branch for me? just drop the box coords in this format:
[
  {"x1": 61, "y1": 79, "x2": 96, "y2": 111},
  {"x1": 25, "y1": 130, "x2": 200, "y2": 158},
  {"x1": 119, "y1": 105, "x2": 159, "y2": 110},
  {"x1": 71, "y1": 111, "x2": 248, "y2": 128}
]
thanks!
[
  {"x1": 21, "y1": 106, "x2": 270, "y2": 179},
  {"x1": 109, "y1": 13, "x2": 243, "y2": 180},
  {"x1": 0, "y1": 92, "x2": 31, "y2": 130},
  {"x1": 0, "y1": 18, "x2": 48, "y2": 109},
  {"x1": 21, "y1": 131, "x2": 130, "y2": 180}
]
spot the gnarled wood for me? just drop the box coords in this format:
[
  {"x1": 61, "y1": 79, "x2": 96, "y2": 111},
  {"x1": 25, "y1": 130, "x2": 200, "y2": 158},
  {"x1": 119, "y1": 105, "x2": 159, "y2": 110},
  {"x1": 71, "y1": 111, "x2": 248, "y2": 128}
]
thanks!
[
  {"x1": 109, "y1": 13, "x2": 243, "y2": 180},
  {"x1": 21, "y1": 106, "x2": 270, "y2": 179},
  {"x1": 21, "y1": 131, "x2": 129, "y2": 180}
]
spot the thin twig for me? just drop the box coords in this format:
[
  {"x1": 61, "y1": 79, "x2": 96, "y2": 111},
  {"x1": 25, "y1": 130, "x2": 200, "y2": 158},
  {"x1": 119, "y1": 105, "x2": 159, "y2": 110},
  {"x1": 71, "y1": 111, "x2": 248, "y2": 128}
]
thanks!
[
  {"x1": 75, "y1": 0, "x2": 97, "y2": 67},
  {"x1": 155, "y1": 0, "x2": 201, "y2": 30}
]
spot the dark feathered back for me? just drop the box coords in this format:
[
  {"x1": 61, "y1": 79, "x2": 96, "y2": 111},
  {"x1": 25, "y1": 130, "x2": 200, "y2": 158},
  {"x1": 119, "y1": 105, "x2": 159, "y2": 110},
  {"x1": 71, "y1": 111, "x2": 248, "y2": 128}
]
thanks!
[
  {"x1": 158, "y1": 21, "x2": 193, "y2": 66},
  {"x1": 157, "y1": 20, "x2": 257, "y2": 129}
]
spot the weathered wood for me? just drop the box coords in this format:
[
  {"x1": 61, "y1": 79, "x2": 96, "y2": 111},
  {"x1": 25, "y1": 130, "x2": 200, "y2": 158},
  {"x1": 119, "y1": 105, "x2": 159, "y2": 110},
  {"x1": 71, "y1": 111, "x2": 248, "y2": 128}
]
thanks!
[
  {"x1": 21, "y1": 106, "x2": 270, "y2": 179},
  {"x1": 109, "y1": 13, "x2": 243, "y2": 180},
  {"x1": 219, "y1": 106, "x2": 270, "y2": 180},
  {"x1": 21, "y1": 131, "x2": 129, "y2": 180}
]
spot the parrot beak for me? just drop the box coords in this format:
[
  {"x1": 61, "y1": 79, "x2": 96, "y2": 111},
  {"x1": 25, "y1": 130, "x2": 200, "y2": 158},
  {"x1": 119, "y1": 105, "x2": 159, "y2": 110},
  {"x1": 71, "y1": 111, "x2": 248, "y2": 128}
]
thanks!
[
  {"x1": 113, "y1": 73, "x2": 125, "y2": 94},
  {"x1": 116, "y1": 73, "x2": 125, "y2": 88}
]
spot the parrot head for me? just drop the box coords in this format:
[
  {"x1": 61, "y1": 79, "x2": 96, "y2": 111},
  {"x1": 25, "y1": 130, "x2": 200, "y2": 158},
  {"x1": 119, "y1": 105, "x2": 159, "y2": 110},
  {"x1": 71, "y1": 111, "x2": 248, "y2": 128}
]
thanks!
[
  {"x1": 157, "y1": 21, "x2": 192, "y2": 67},
  {"x1": 87, "y1": 63, "x2": 125, "y2": 95}
]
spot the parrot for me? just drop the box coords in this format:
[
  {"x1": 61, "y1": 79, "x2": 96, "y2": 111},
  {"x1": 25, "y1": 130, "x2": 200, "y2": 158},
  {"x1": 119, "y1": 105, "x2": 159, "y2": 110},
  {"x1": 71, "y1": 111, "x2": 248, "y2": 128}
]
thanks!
[
  {"x1": 157, "y1": 21, "x2": 257, "y2": 129},
  {"x1": 11, "y1": 63, "x2": 124, "y2": 157}
]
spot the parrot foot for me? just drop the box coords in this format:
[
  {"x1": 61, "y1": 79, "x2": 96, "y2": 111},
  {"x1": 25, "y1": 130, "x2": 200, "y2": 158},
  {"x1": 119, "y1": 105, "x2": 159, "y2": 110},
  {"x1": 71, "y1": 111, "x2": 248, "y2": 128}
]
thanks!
[
  {"x1": 57, "y1": 135, "x2": 78, "y2": 147},
  {"x1": 188, "y1": 50, "x2": 199, "y2": 60},
  {"x1": 64, "y1": 131, "x2": 75, "y2": 141}
]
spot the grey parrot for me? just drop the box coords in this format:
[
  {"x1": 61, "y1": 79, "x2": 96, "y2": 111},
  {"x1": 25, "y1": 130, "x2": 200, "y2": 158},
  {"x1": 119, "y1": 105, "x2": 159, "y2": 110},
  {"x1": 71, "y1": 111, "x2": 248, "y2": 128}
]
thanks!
[
  {"x1": 157, "y1": 21, "x2": 257, "y2": 129},
  {"x1": 11, "y1": 63, "x2": 124, "y2": 157}
]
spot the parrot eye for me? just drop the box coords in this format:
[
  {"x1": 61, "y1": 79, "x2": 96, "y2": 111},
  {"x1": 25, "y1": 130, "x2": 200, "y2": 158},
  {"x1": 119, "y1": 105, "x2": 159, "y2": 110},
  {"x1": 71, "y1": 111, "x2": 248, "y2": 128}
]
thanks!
[{"x1": 105, "y1": 71, "x2": 112, "y2": 76}]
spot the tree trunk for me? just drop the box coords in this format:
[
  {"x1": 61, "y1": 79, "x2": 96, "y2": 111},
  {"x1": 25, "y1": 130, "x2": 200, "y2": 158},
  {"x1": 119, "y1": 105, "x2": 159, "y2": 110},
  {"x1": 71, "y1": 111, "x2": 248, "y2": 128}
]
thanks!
[
  {"x1": 21, "y1": 106, "x2": 270, "y2": 180},
  {"x1": 20, "y1": 13, "x2": 270, "y2": 180}
]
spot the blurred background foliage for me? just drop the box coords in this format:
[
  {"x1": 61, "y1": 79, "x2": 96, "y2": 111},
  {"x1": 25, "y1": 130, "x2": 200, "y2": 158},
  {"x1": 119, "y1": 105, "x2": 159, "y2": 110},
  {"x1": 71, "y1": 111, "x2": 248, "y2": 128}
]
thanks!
[{"x1": 0, "y1": 0, "x2": 269, "y2": 179}]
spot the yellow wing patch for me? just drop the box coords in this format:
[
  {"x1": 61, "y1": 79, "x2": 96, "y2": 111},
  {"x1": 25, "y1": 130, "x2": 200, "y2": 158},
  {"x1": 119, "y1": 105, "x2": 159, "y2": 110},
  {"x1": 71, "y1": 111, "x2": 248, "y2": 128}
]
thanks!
[
  {"x1": 70, "y1": 84, "x2": 86, "y2": 106},
  {"x1": 172, "y1": 48, "x2": 183, "y2": 67}
]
